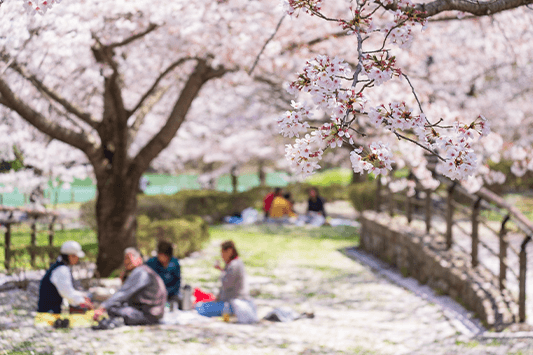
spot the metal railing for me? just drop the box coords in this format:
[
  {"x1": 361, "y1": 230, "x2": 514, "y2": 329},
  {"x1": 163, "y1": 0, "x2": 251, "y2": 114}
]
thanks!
[
  {"x1": 1, "y1": 206, "x2": 60, "y2": 271},
  {"x1": 376, "y1": 177, "x2": 532, "y2": 323}
]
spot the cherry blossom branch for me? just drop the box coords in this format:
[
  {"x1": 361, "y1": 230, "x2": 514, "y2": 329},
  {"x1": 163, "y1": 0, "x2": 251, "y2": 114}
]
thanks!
[
  {"x1": 510, "y1": 87, "x2": 533, "y2": 101},
  {"x1": 5, "y1": 60, "x2": 99, "y2": 129},
  {"x1": 128, "y1": 56, "x2": 196, "y2": 117},
  {"x1": 418, "y1": 0, "x2": 533, "y2": 17},
  {"x1": 281, "y1": 31, "x2": 350, "y2": 54},
  {"x1": 108, "y1": 23, "x2": 158, "y2": 49},
  {"x1": 0, "y1": 77, "x2": 99, "y2": 157},
  {"x1": 392, "y1": 129, "x2": 445, "y2": 161},
  {"x1": 128, "y1": 85, "x2": 171, "y2": 146},
  {"x1": 248, "y1": 15, "x2": 286, "y2": 76},
  {"x1": 131, "y1": 59, "x2": 228, "y2": 178},
  {"x1": 401, "y1": 73, "x2": 427, "y2": 121}
]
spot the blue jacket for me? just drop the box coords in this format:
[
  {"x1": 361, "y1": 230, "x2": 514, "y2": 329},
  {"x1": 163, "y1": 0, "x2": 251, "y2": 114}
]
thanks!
[
  {"x1": 37, "y1": 259, "x2": 67, "y2": 313},
  {"x1": 146, "y1": 256, "x2": 181, "y2": 297}
]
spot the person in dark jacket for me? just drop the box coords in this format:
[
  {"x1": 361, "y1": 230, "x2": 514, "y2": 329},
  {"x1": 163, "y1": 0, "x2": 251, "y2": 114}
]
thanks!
[
  {"x1": 304, "y1": 187, "x2": 327, "y2": 226},
  {"x1": 92, "y1": 247, "x2": 167, "y2": 329},
  {"x1": 37, "y1": 241, "x2": 93, "y2": 314},
  {"x1": 307, "y1": 187, "x2": 326, "y2": 217},
  {"x1": 145, "y1": 240, "x2": 181, "y2": 309}
]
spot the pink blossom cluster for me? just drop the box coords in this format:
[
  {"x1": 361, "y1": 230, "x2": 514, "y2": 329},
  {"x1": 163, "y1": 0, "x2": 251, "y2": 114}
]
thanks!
[
  {"x1": 362, "y1": 54, "x2": 401, "y2": 86},
  {"x1": 282, "y1": 0, "x2": 322, "y2": 16},
  {"x1": 339, "y1": 9, "x2": 372, "y2": 35},
  {"x1": 277, "y1": 101, "x2": 312, "y2": 138},
  {"x1": 286, "y1": 55, "x2": 351, "y2": 100},
  {"x1": 388, "y1": 178, "x2": 417, "y2": 196},
  {"x1": 505, "y1": 145, "x2": 533, "y2": 177},
  {"x1": 434, "y1": 134, "x2": 477, "y2": 180},
  {"x1": 282, "y1": 55, "x2": 367, "y2": 175},
  {"x1": 429, "y1": 115, "x2": 491, "y2": 181},
  {"x1": 285, "y1": 134, "x2": 324, "y2": 177},
  {"x1": 368, "y1": 102, "x2": 425, "y2": 130},
  {"x1": 350, "y1": 141, "x2": 394, "y2": 176},
  {"x1": 22, "y1": 0, "x2": 59, "y2": 15},
  {"x1": 382, "y1": 7, "x2": 427, "y2": 48},
  {"x1": 315, "y1": 121, "x2": 354, "y2": 149}
]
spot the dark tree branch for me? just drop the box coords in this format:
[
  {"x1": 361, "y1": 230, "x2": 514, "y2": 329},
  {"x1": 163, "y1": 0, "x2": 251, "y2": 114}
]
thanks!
[
  {"x1": 108, "y1": 23, "x2": 158, "y2": 49},
  {"x1": 417, "y1": 0, "x2": 533, "y2": 17},
  {"x1": 0, "y1": 76, "x2": 99, "y2": 159},
  {"x1": 248, "y1": 15, "x2": 286, "y2": 75},
  {"x1": 281, "y1": 31, "x2": 350, "y2": 54},
  {"x1": 128, "y1": 85, "x2": 171, "y2": 146},
  {"x1": 392, "y1": 129, "x2": 445, "y2": 162},
  {"x1": 4, "y1": 60, "x2": 99, "y2": 129},
  {"x1": 131, "y1": 60, "x2": 228, "y2": 179},
  {"x1": 510, "y1": 87, "x2": 533, "y2": 101},
  {"x1": 128, "y1": 57, "x2": 196, "y2": 117}
]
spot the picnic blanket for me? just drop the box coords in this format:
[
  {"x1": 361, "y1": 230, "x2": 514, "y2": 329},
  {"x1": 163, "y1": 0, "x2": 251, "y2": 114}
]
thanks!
[{"x1": 35, "y1": 311, "x2": 96, "y2": 328}]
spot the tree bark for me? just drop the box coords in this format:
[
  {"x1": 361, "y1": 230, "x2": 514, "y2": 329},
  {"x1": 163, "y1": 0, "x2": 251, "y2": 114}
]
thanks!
[
  {"x1": 258, "y1": 160, "x2": 266, "y2": 186},
  {"x1": 419, "y1": 0, "x2": 533, "y2": 17},
  {"x1": 94, "y1": 170, "x2": 139, "y2": 277}
]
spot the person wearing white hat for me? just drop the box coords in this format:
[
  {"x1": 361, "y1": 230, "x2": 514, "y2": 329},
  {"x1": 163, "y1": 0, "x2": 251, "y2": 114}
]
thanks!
[{"x1": 37, "y1": 241, "x2": 93, "y2": 314}]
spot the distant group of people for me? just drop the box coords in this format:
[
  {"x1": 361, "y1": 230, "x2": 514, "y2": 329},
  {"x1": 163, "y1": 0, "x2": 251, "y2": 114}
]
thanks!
[
  {"x1": 263, "y1": 187, "x2": 327, "y2": 226},
  {"x1": 38, "y1": 238, "x2": 256, "y2": 329}
]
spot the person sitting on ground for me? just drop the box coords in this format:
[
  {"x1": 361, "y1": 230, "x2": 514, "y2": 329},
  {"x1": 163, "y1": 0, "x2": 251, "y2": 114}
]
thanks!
[
  {"x1": 284, "y1": 192, "x2": 296, "y2": 214},
  {"x1": 196, "y1": 240, "x2": 257, "y2": 323},
  {"x1": 92, "y1": 247, "x2": 167, "y2": 329},
  {"x1": 268, "y1": 191, "x2": 297, "y2": 223},
  {"x1": 305, "y1": 187, "x2": 327, "y2": 226},
  {"x1": 37, "y1": 241, "x2": 93, "y2": 314},
  {"x1": 145, "y1": 240, "x2": 181, "y2": 310},
  {"x1": 263, "y1": 187, "x2": 283, "y2": 220}
]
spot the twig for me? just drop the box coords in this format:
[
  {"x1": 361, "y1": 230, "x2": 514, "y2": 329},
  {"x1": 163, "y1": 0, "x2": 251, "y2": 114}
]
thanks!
[
  {"x1": 392, "y1": 129, "x2": 445, "y2": 161},
  {"x1": 248, "y1": 15, "x2": 286, "y2": 75}
]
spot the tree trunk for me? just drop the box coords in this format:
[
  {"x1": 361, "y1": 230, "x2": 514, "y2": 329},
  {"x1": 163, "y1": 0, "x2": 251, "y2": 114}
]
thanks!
[
  {"x1": 258, "y1": 160, "x2": 266, "y2": 186},
  {"x1": 351, "y1": 170, "x2": 366, "y2": 184},
  {"x1": 95, "y1": 173, "x2": 139, "y2": 277},
  {"x1": 231, "y1": 165, "x2": 238, "y2": 194}
]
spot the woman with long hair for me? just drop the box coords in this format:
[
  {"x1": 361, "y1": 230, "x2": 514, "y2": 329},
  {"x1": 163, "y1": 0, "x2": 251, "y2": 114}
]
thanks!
[{"x1": 196, "y1": 240, "x2": 257, "y2": 323}]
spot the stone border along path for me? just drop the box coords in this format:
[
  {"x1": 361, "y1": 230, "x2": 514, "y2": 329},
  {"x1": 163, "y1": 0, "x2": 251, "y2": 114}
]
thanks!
[{"x1": 2, "y1": 238, "x2": 533, "y2": 353}]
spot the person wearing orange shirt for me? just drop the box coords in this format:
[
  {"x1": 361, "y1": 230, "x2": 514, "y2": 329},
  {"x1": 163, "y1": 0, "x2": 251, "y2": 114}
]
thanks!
[{"x1": 268, "y1": 192, "x2": 296, "y2": 223}]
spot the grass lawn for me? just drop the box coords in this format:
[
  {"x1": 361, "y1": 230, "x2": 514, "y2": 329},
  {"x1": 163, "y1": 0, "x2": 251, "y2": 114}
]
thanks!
[
  {"x1": 182, "y1": 225, "x2": 360, "y2": 291},
  {"x1": 305, "y1": 168, "x2": 352, "y2": 187},
  {"x1": 0, "y1": 223, "x2": 359, "y2": 275}
]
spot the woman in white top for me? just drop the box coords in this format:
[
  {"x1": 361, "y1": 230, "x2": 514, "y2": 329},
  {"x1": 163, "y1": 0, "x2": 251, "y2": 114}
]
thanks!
[{"x1": 37, "y1": 241, "x2": 93, "y2": 314}]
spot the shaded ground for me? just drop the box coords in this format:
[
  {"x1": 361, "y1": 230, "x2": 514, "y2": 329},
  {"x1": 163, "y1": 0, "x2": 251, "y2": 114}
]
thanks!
[{"x1": 2, "y1": 225, "x2": 533, "y2": 354}]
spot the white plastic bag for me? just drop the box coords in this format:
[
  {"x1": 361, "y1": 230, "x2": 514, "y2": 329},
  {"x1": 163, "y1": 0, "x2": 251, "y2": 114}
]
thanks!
[
  {"x1": 230, "y1": 299, "x2": 258, "y2": 324},
  {"x1": 241, "y1": 208, "x2": 259, "y2": 225}
]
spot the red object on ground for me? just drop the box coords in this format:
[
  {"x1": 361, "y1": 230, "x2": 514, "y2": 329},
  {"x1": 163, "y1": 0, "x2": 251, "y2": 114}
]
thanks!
[{"x1": 194, "y1": 288, "x2": 216, "y2": 304}]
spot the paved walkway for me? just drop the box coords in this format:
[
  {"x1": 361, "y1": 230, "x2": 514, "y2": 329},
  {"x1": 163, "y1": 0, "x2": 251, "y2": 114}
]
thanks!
[{"x1": 2, "y1": 236, "x2": 533, "y2": 354}]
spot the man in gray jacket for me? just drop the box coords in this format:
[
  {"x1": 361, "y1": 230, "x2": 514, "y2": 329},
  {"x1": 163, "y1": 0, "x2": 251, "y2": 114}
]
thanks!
[{"x1": 93, "y1": 248, "x2": 167, "y2": 329}]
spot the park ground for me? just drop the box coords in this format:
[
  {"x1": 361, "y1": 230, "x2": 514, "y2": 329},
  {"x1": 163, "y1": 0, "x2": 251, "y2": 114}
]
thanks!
[{"x1": 1, "y1": 224, "x2": 533, "y2": 355}]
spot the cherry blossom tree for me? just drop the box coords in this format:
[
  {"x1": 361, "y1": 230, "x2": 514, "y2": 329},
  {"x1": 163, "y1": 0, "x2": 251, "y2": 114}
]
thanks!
[{"x1": 0, "y1": 0, "x2": 295, "y2": 276}]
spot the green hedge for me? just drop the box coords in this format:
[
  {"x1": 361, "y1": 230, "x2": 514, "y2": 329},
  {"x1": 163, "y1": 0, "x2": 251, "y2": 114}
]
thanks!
[
  {"x1": 137, "y1": 190, "x2": 254, "y2": 222},
  {"x1": 79, "y1": 183, "x2": 355, "y2": 229},
  {"x1": 136, "y1": 215, "x2": 209, "y2": 258},
  {"x1": 348, "y1": 181, "x2": 377, "y2": 212}
]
